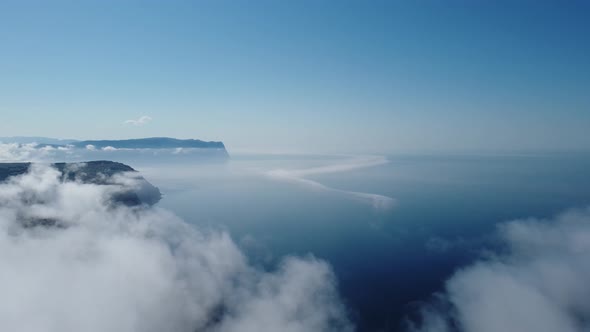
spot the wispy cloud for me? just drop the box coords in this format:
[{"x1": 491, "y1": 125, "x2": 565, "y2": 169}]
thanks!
[
  {"x1": 124, "y1": 115, "x2": 152, "y2": 126},
  {"x1": 406, "y1": 208, "x2": 590, "y2": 332},
  {"x1": 267, "y1": 155, "x2": 395, "y2": 211},
  {"x1": 0, "y1": 143, "x2": 73, "y2": 162}
]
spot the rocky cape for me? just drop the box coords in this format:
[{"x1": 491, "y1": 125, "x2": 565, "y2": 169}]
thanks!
[{"x1": 0, "y1": 160, "x2": 162, "y2": 207}]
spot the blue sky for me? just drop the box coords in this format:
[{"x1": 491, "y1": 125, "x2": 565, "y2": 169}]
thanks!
[{"x1": 1, "y1": 0, "x2": 589, "y2": 153}]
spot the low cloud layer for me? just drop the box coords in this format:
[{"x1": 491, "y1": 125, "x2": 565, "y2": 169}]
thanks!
[
  {"x1": 0, "y1": 143, "x2": 224, "y2": 164},
  {"x1": 407, "y1": 208, "x2": 590, "y2": 332},
  {"x1": 124, "y1": 115, "x2": 152, "y2": 126},
  {"x1": 0, "y1": 143, "x2": 73, "y2": 162},
  {"x1": 267, "y1": 155, "x2": 395, "y2": 210},
  {"x1": 0, "y1": 164, "x2": 352, "y2": 332}
]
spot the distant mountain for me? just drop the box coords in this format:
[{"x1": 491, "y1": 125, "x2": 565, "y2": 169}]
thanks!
[
  {"x1": 0, "y1": 137, "x2": 229, "y2": 163},
  {"x1": 0, "y1": 137, "x2": 226, "y2": 150},
  {"x1": 72, "y1": 137, "x2": 225, "y2": 149}
]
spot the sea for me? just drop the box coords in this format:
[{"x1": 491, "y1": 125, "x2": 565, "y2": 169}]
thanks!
[{"x1": 136, "y1": 151, "x2": 590, "y2": 331}]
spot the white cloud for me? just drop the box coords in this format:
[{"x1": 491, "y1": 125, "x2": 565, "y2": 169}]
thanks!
[
  {"x1": 0, "y1": 143, "x2": 73, "y2": 162},
  {"x1": 0, "y1": 164, "x2": 352, "y2": 332},
  {"x1": 267, "y1": 155, "x2": 395, "y2": 210},
  {"x1": 124, "y1": 115, "x2": 152, "y2": 126},
  {"x1": 86, "y1": 144, "x2": 96, "y2": 151},
  {"x1": 406, "y1": 208, "x2": 590, "y2": 332}
]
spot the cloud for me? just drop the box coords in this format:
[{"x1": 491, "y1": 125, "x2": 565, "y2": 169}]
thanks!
[
  {"x1": 406, "y1": 208, "x2": 590, "y2": 332},
  {"x1": 267, "y1": 155, "x2": 395, "y2": 210},
  {"x1": 0, "y1": 164, "x2": 352, "y2": 332},
  {"x1": 124, "y1": 115, "x2": 152, "y2": 126},
  {"x1": 0, "y1": 143, "x2": 73, "y2": 162}
]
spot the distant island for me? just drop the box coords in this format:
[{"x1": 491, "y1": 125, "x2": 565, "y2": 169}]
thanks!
[
  {"x1": 0, "y1": 136, "x2": 226, "y2": 150},
  {"x1": 0, "y1": 137, "x2": 230, "y2": 162},
  {"x1": 72, "y1": 137, "x2": 226, "y2": 149}
]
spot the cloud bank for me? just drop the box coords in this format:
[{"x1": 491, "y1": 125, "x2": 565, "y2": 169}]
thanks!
[
  {"x1": 0, "y1": 164, "x2": 352, "y2": 332},
  {"x1": 0, "y1": 143, "x2": 225, "y2": 165},
  {"x1": 267, "y1": 155, "x2": 395, "y2": 210},
  {"x1": 124, "y1": 115, "x2": 152, "y2": 126},
  {"x1": 406, "y1": 208, "x2": 590, "y2": 332},
  {"x1": 0, "y1": 143, "x2": 73, "y2": 162}
]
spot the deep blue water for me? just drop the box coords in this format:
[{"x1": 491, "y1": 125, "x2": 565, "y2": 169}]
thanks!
[{"x1": 140, "y1": 152, "x2": 590, "y2": 331}]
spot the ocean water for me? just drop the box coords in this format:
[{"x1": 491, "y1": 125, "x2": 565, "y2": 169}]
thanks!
[{"x1": 139, "y1": 152, "x2": 590, "y2": 331}]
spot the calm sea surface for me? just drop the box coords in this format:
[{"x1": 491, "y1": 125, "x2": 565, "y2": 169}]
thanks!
[{"x1": 140, "y1": 152, "x2": 590, "y2": 331}]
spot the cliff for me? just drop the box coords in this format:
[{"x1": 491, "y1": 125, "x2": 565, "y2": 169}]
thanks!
[{"x1": 0, "y1": 160, "x2": 162, "y2": 207}]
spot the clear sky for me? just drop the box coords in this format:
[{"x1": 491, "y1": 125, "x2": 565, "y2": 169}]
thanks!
[{"x1": 1, "y1": 0, "x2": 589, "y2": 153}]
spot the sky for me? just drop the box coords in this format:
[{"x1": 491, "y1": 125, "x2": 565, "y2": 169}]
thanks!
[{"x1": 0, "y1": 0, "x2": 589, "y2": 154}]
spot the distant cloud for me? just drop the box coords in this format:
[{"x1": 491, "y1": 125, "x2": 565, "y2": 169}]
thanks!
[
  {"x1": 124, "y1": 115, "x2": 152, "y2": 126},
  {"x1": 0, "y1": 143, "x2": 74, "y2": 162},
  {"x1": 406, "y1": 208, "x2": 590, "y2": 332}
]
